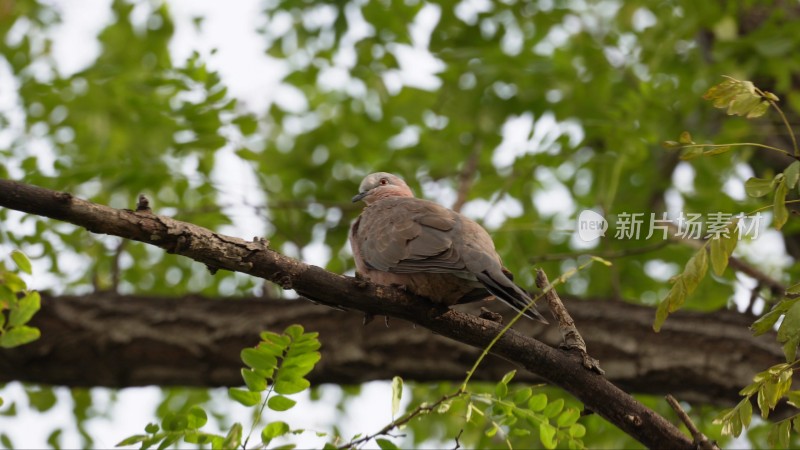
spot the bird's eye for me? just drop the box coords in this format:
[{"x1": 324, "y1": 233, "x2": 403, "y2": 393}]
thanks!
[{"x1": 379, "y1": 178, "x2": 388, "y2": 185}]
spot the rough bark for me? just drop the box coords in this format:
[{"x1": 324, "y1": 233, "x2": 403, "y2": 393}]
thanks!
[
  {"x1": 0, "y1": 178, "x2": 756, "y2": 448},
  {"x1": 0, "y1": 292, "x2": 779, "y2": 410}
]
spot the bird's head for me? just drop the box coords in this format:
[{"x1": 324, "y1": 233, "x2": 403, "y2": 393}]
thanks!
[{"x1": 352, "y1": 172, "x2": 414, "y2": 205}]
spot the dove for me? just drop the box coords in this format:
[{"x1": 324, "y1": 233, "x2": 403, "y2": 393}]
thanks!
[{"x1": 349, "y1": 172, "x2": 548, "y2": 324}]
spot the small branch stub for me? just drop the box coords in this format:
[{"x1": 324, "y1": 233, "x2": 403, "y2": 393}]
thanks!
[
  {"x1": 666, "y1": 394, "x2": 719, "y2": 450},
  {"x1": 535, "y1": 268, "x2": 604, "y2": 374},
  {"x1": 136, "y1": 194, "x2": 151, "y2": 212}
]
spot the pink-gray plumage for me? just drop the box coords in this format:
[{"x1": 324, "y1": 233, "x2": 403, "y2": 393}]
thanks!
[{"x1": 349, "y1": 172, "x2": 548, "y2": 324}]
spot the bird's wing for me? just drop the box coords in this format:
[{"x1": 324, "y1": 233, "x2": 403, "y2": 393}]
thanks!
[{"x1": 356, "y1": 198, "x2": 467, "y2": 274}]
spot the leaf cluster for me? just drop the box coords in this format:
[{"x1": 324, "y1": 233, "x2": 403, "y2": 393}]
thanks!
[
  {"x1": 0, "y1": 250, "x2": 41, "y2": 349},
  {"x1": 116, "y1": 324, "x2": 321, "y2": 449}
]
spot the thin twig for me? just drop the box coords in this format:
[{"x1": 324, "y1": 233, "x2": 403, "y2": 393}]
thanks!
[
  {"x1": 452, "y1": 429, "x2": 463, "y2": 450},
  {"x1": 452, "y1": 142, "x2": 482, "y2": 213},
  {"x1": 665, "y1": 394, "x2": 719, "y2": 450},
  {"x1": 337, "y1": 391, "x2": 466, "y2": 449},
  {"x1": 530, "y1": 241, "x2": 670, "y2": 263},
  {"x1": 754, "y1": 87, "x2": 799, "y2": 158}
]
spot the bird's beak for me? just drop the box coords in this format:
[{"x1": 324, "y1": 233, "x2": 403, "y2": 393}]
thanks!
[{"x1": 352, "y1": 191, "x2": 368, "y2": 203}]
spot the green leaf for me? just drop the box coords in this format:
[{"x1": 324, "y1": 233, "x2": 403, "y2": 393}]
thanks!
[
  {"x1": 569, "y1": 423, "x2": 586, "y2": 438},
  {"x1": 774, "y1": 179, "x2": 789, "y2": 230},
  {"x1": 274, "y1": 377, "x2": 310, "y2": 395},
  {"x1": 391, "y1": 376, "x2": 403, "y2": 418},
  {"x1": 158, "y1": 433, "x2": 180, "y2": 450},
  {"x1": 539, "y1": 422, "x2": 557, "y2": 449},
  {"x1": 556, "y1": 408, "x2": 580, "y2": 427},
  {"x1": 26, "y1": 387, "x2": 56, "y2": 412},
  {"x1": 661, "y1": 140, "x2": 682, "y2": 149},
  {"x1": 9, "y1": 291, "x2": 40, "y2": 327},
  {"x1": 679, "y1": 146, "x2": 703, "y2": 160},
  {"x1": 739, "y1": 398, "x2": 753, "y2": 429},
  {"x1": 542, "y1": 398, "x2": 564, "y2": 418},
  {"x1": 241, "y1": 368, "x2": 267, "y2": 392},
  {"x1": 528, "y1": 393, "x2": 547, "y2": 412},
  {"x1": 187, "y1": 406, "x2": 207, "y2": 429},
  {"x1": 145, "y1": 423, "x2": 160, "y2": 434},
  {"x1": 376, "y1": 438, "x2": 400, "y2": 450},
  {"x1": 768, "y1": 420, "x2": 792, "y2": 448},
  {"x1": 116, "y1": 434, "x2": 149, "y2": 447},
  {"x1": 495, "y1": 381, "x2": 508, "y2": 399},
  {"x1": 787, "y1": 282, "x2": 800, "y2": 296},
  {"x1": 703, "y1": 145, "x2": 732, "y2": 156},
  {"x1": 233, "y1": 114, "x2": 258, "y2": 135},
  {"x1": 2, "y1": 272, "x2": 26, "y2": 292},
  {"x1": 654, "y1": 279, "x2": 685, "y2": 332},
  {"x1": 500, "y1": 370, "x2": 516, "y2": 385},
  {"x1": 162, "y1": 412, "x2": 189, "y2": 432},
  {"x1": 223, "y1": 423, "x2": 242, "y2": 449},
  {"x1": 682, "y1": 248, "x2": 708, "y2": 294},
  {"x1": 241, "y1": 347, "x2": 278, "y2": 371},
  {"x1": 513, "y1": 387, "x2": 533, "y2": 405},
  {"x1": 778, "y1": 301, "x2": 800, "y2": 362},
  {"x1": 267, "y1": 395, "x2": 297, "y2": 412},
  {"x1": 10, "y1": 250, "x2": 32, "y2": 275},
  {"x1": 745, "y1": 177, "x2": 775, "y2": 197},
  {"x1": 261, "y1": 421, "x2": 290, "y2": 445},
  {"x1": 678, "y1": 131, "x2": 694, "y2": 144},
  {"x1": 752, "y1": 299, "x2": 798, "y2": 335},
  {"x1": 284, "y1": 324, "x2": 305, "y2": 340},
  {"x1": 785, "y1": 161, "x2": 800, "y2": 188},
  {"x1": 46, "y1": 429, "x2": 62, "y2": 449},
  {"x1": 710, "y1": 237, "x2": 727, "y2": 276},
  {"x1": 228, "y1": 388, "x2": 261, "y2": 407},
  {"x1": 0, "y1": 325, "x2": 40, "y2": 348}
]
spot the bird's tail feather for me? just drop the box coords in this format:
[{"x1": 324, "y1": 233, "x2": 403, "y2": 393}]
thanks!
[{"x1": 478, "y1": 270, "x2": 549, "y2": 324}]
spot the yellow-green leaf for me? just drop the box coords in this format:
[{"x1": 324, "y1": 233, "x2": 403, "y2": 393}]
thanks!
[
  {"x1": 744, "y1": 177, "x2": 774, "y2": 197},
  {"x1": 0, "y1": 326, "x2": 40, "y2": 348},
  {"x1": 774, "y1": 179, "x2": 789, "y2": 230},
  {"x1": 679, "y1": 131, "x2": 694, "y2": 144},
  {"x1": 539, "y1": 422, "x2": 557, "y2": 449},
  {"x1": 786, "y1": 161, "x2": 800, "y2": 189},
  {"x1": 679, "y1": 146, "x2": 703, "y2": 160},
  {"x1": 704, "y1": 145, "x2": 732, "y2": 156},
  {"x1": 10, "y1": 250, "x2": 32, "y2": 275},
  {"x1": 391, "y1": 376, "x2": 403, "y2": 418}
]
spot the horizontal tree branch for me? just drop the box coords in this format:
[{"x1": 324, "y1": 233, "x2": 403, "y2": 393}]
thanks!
[
  {"x1": 0, "y1": 292, "x2": 779, "y2": 410},
  {"x1": 0, "y1": 178, "x2": 712, "y2": 448}
]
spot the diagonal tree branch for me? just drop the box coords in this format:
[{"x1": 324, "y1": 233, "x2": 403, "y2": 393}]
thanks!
[{"x1": 0, "y1": 179, "x2": 693, "y2": 448}]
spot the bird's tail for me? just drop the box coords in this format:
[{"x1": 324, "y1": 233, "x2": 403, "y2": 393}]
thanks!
[{"x1": 477, "y1": 270, "x2": 549, "y2": 324}]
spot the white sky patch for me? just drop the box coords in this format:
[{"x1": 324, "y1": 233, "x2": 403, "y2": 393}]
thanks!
[
  {"x1": 723, "y1": 162, "x2": 753, "y2": 201},
  {"x1": 460, "y1": 194, "x2": 523, "y2": 230},
  {"x1": 211, "y1": 146, "x2": 267, "y2": 240},
  {"x1": 385, "y1": 4, "x2": 444, "y2": 91},
  {"x1": 492, "y1": 112, "x2": 583, "y2": 169},
  {"x1": 671, "y1": 162, "x2": 695, "y2": 194},
  {"x1": 169, "y1": 0, "x2": 287, "y2": 112},
  {"x1": 421, "y1": 177, "x2": 458, "y2": 208},
  {"x1": 49, "y1": 0, "x2": 111, "y2": 75},
  {"x1": 644, "y1": 259, "x2": 680, "y2": 282},
  {"x1": 532, "y1": 166, "x2": 575, "y2": 218}
]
